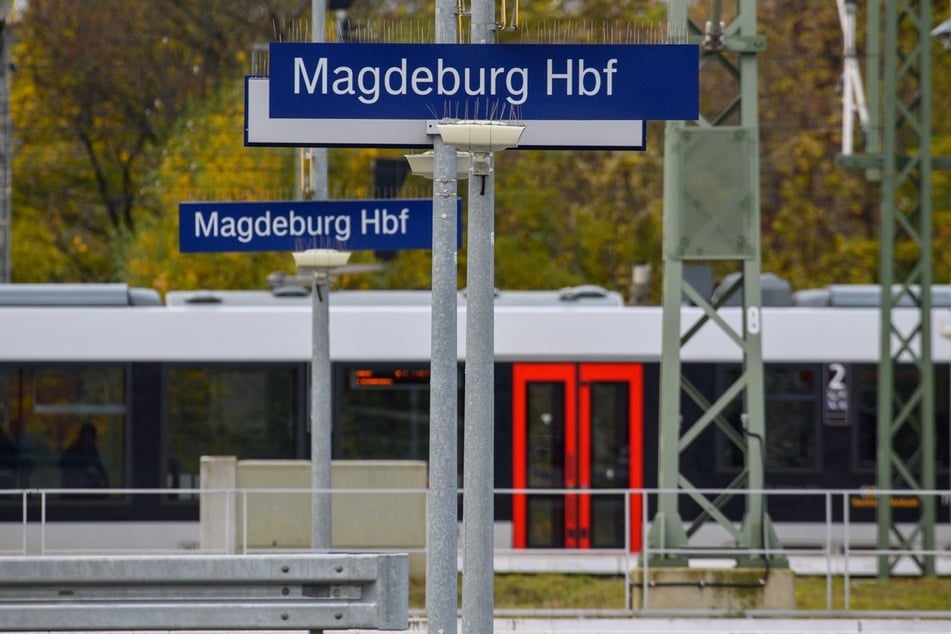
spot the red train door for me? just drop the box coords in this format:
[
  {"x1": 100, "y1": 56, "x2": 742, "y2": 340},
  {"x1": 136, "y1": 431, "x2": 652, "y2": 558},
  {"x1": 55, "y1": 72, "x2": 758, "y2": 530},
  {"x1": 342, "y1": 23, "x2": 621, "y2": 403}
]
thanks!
[{"x1": 512, "y1": 363, "x2": 643, "y2": 550}]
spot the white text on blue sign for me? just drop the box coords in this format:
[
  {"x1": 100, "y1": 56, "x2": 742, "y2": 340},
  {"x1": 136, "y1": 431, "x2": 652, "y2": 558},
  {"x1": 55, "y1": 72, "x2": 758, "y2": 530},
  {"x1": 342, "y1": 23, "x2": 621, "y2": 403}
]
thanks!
[
  {"x1": 293, "y1": 57, "x2": 622, "y2": 106},
  {"x1": 268, "y1": 43, "x2": 699, "y2": 121},
  {"x1": 178, "y1": 199, "x2": 462, "y2": 253}
]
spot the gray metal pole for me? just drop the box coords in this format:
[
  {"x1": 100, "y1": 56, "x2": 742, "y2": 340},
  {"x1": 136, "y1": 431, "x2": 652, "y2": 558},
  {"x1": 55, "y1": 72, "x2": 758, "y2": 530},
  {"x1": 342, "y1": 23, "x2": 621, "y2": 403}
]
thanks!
[
  {"x1": 426, "y1": 0, "x2": 460, "y2": 630},
  {"x1": 311, "y1": 272, "x2": 332, "y2": 551},
  {"x1": 311, "y1": 0, "x2": 329, "y2": 201},
  {"x1": 462, "y1": 3, "x2": 496, "y2": 631},
  {"x1": 308, "y1": 0, "x2": 332, "y2": 556},
  {"x1": 428, "y1": 140, "x2": 459, "y2": 634},
  {"x1": 461, "y1": 167, "x2": 494, "y2": 634}
]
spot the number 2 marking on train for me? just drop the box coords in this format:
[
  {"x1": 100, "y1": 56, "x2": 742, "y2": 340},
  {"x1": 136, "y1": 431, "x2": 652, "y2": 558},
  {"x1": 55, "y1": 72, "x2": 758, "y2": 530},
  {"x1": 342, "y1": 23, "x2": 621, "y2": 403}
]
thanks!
[{"x1": 828, "y1": 362, "x2": 846, "y2": 391}]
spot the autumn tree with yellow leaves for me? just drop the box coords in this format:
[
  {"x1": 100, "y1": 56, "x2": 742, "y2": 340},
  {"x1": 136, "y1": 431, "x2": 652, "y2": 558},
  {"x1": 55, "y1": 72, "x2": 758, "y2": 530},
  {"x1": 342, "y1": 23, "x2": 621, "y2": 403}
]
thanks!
[{"x1": 8, "y1": 0, "x2": 951, "y2": 300}]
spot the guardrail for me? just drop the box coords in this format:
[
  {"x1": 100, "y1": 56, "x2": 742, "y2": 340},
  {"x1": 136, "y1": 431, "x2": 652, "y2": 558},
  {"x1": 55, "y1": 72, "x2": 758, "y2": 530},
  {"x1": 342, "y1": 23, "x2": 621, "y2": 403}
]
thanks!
[{"x1": 0, "y1": 552, "x2": 408, "y2": 631}]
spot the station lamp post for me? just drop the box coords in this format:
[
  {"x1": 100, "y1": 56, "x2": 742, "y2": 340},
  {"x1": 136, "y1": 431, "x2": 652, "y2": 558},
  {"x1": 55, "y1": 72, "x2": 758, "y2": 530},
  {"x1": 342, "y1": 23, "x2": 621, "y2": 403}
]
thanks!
[
  {"x1": 404, "y1": 148, "x2": 469, "y2": 634},
  {"x1": 433, "y1": 119, "x2": 523, "y2": 634},
  {"x1": 293, "y1": 248, "x2": 351, "y2": 551}
]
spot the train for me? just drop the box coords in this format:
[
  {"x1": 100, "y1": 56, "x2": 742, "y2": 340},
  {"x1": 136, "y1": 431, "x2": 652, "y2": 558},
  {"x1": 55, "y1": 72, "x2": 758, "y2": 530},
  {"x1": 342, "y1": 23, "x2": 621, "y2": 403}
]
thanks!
[{"x1": 0, "y1": 279, "x2": 948, "y2": 553}]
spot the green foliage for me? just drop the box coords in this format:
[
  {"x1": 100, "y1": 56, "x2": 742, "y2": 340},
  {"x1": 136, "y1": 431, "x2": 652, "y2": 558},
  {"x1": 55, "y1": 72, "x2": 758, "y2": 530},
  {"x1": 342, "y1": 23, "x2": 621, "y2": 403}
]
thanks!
[
  {"x1": 493, "y1": 145, "x2": 664, "y2": 297},
  {"x1": 10, "y1": 0, "x2": 304, "y2": 282},
  {"x1": 9, "y1": 0, "x2": 951, "y2": 296},
  {"x1": 756, "y1": 1, "x2": 882, "y2": 289},
  {"x1": 118, "y1": 81, "x2": 298, "y2": 293}
]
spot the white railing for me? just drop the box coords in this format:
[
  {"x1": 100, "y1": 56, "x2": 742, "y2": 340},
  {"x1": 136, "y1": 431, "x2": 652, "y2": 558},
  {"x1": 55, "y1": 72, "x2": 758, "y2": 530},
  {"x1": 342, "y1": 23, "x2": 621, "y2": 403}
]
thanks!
[{"x1": 1, "y1": 486, "x2": 950, "y2": 616}]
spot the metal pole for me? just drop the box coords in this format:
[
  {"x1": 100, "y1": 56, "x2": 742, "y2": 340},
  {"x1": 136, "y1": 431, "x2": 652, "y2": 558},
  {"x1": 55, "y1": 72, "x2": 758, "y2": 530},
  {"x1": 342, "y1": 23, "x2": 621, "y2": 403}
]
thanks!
[
  {"x1": 462, "y1": 3, "x2": 496, "y2": 632},
  {"x1": 308, "y1": 0, "x2": 332, "y2": 557},
  {"x1": 311, "y1": 272, "x2": 332, "y2": 551},
  {"x1": 461, "y1": 166, "x2": 494, "y2": 633},
  {"x1": 311, "y1": 0, "x2": 328, "y2": 201},
  {"x1": 427, "y1": 0, "x2": 460, "y2": 631}
]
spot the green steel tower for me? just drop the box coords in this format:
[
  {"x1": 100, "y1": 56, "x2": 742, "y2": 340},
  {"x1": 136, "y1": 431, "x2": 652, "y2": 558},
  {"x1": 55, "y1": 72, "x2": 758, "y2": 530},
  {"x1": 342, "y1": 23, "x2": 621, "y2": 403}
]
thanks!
[
  {"x1": 649, "y1": 0, "x2": 784, "y2": 567},
  {"x1": 839, "y1": 0, "x2": 950, "y2": 578}
]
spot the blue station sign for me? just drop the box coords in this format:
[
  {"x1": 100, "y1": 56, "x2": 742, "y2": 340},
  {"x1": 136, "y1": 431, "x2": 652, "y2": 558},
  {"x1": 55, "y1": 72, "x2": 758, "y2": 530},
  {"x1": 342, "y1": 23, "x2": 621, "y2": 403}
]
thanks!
[
  {"x1": 179, "y1": 199, "x2": 461, "y2": 253},
  {"x1": 267, "y1": 42, "x2": 698, "y2": 122}
]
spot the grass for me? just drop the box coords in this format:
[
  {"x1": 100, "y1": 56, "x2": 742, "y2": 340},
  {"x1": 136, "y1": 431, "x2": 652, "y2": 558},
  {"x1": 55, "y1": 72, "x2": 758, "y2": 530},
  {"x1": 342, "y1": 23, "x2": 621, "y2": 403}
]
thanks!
[
  {"x1": 409, "y1": 574, "x2": 626, "y2": 611},
  {"x1": 795, "y1": 575, "x2": 951, "y2": 611},
  {"x1": 410, "y1": 573, "x2": 951, "y2": 612}
]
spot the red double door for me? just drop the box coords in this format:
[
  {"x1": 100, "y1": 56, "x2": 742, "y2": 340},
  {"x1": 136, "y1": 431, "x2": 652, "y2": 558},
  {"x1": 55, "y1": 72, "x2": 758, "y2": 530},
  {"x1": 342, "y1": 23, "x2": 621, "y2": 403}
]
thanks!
[{"x1": 512, "y1": 363, "x2": 643, "y2": 550}]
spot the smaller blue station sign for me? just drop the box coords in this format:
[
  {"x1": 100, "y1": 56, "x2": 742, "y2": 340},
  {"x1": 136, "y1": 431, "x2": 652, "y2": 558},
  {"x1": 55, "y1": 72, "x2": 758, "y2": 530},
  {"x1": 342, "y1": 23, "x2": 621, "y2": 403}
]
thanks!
[{"x1": 179, "y1": 199, "x2": 460, "y2": 253}]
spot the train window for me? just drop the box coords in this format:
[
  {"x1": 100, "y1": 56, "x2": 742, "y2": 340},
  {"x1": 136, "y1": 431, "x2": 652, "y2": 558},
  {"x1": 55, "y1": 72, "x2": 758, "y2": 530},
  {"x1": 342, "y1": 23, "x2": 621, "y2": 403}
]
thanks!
[
  {"x1": 0, "y1": 365, "x2": 125, "y2": 490},
  {"x1": 941, "y1": 365, "x2": 950, "y2": 470},
  {"x1": 716, "y1": 364, "x2": 820, "y2": 472},
  {"x1": 335, "y1": 364, "x2": 437, "y2": 462},
  {"x1": 524, "y1": 380, "x2": 566, "y2": 548},
  {"x1": 854, "y1": 364, "x2": 950, "y2": 471},
  {"x1": 165, "y1": 365, "x2": 298, "y2": 488},
  {"x1": 589, "y1": 382, "x2": 629, "y2": 548}
]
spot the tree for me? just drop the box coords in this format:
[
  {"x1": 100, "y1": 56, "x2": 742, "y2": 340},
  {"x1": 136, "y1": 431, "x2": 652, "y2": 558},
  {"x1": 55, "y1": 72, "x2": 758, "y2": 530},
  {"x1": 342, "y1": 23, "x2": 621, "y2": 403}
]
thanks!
[
  {"x1": 10, "y1": 0, "x2": 304, "y2": 281},
  {"x1": 120, "y1": 81, "x2": 297, "y2": 293},
  {"x1": 14, "y1": 0, "x2": 951, "y2": 296},
  {"x1": 756, "y1": 0, "x2": 882, "y2": 287}
]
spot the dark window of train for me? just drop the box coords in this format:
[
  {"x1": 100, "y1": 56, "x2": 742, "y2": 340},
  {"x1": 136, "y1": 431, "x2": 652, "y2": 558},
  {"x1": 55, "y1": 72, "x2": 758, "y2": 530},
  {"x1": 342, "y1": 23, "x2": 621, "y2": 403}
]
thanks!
[
  {"x1": 941, "y1": 364, "x2": 950, "y2": 470},
  {"x1": 589, "y1": 382, "x2": 629, "y2": 548},
  {"x1": 525, "y1": 381, "x2": 565, "y2": 548},
  {"x1": 336, "y1": 364, "x2": 434, "y2": 462},
  {"x1": 0, "y1": 365, "x2": 126, "y2": 491},
  {"x1": 165, "y1": 365, "x2": 298, "y2": 487},
  {"x1": 854, "y1": 364, "x2": 950, "y2": 471},
  {"x1": 716, "y1": 364, "x2": 820, "y2": 471}
]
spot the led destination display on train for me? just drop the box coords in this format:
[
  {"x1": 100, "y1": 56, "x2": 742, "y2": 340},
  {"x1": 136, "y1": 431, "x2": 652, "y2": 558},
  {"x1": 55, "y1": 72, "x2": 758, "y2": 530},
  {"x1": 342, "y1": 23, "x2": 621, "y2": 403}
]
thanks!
[
  {"x1": 351, "y1": 368, "x2": 431, "y2": 388},
  {"x1": 268, "y1": 42, "x2": 699, "y2": 121},
  {"x1": 178, "y1": 199, "x2": 462, "y2": 253}
]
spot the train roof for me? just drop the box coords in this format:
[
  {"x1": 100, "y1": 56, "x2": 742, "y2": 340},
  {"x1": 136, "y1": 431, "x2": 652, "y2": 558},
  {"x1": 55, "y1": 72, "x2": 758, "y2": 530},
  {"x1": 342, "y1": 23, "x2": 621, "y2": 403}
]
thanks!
[
  {"x1": 1, "y1": 281, "x2": 950, "y2": 364},
  {"x1": 1, "y1": 280, "x2": 949, "y2": 309},
  {"x1": 0, "y1": 283, "x2": 162, "y2": 306},
  {"x1": 710, "y1": 273, "x2": 951, "y2": 308},
  {"x1": 793, "y1": 284, "x2": 951, "y2": 307},
  {"x1": 164, "y1": 284, "x2": 625, "y2": 307}
]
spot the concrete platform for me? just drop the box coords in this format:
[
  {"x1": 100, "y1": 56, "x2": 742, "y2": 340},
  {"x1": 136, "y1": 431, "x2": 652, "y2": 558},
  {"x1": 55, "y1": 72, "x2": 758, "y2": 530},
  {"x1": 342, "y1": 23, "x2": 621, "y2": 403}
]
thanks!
[
  {"x1": 17, "y1": 622, "x2": 950, "y2": 634},
  {"x1": 345, "y1": 618, "x2": 951, "y2": 633},
  {"x1": 484, "y1": 550, "x2": 951, "y2": 576}
]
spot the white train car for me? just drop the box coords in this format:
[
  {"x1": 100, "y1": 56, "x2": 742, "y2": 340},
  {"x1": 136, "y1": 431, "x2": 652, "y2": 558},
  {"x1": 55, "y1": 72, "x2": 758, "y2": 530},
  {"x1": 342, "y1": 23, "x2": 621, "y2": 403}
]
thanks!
[{"x1": 0, "y1": 281, "x2": 947, "y2": 553}]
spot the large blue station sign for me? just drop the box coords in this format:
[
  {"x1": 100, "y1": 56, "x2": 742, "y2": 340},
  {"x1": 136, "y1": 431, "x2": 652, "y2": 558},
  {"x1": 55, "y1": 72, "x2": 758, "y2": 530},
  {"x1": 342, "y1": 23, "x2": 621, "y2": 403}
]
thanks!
[
  {"x1": 247, "y1": 42, "x2": 696, "y2": 149},
  {"x1": 179, "y1": 199, "x2": 460, "y2": 253},
  {"x1": 267, "y1": 42, "x2": 698, "y2": 122}
]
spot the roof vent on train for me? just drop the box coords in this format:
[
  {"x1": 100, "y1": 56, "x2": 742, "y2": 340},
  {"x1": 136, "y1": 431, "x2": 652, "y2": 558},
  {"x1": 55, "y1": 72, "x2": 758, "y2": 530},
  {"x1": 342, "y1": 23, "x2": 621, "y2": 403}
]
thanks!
[
  {"x1": 458, "y1": 286, "x2": 622, "y2": 306},
  {"x1": 557, "y1": 285, "x2": 612, "y2": 302},
  {"x1": 182, "y1": 290, "x2": 223, "y2": 304},
  {"x1": 0, "y1": 283, "x2": 162, "y2": 306},
  {"x1": 271, "y1": 284, "x2": 310, "y2": 298},
  {"x1": 710, "y1": 273, "x2": 793, "y2": 307}
]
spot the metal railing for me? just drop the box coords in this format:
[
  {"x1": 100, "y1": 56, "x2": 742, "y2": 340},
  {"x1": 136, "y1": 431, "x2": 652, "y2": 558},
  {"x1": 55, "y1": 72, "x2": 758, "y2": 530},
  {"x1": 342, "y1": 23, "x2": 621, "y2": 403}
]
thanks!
[{"x1": 1, "y1": 485, "x2": 950, "y2": 617}]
